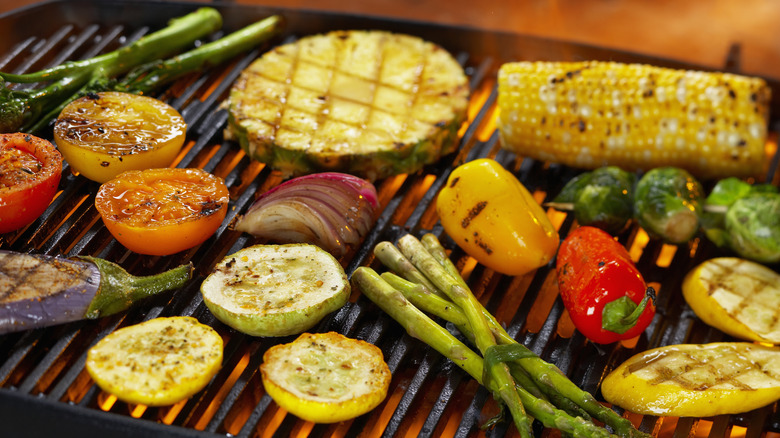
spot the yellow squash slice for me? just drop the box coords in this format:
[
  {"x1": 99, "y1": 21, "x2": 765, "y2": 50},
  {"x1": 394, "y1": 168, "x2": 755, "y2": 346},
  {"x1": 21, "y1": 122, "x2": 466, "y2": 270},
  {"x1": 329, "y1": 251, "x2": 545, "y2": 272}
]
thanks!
[
  {"x1": 201, "y1": 244, "x2": 350, "y2": 337},
  {"x1": 682, "y1": 257, "x2": 780, "y2": 343},
  {"x1": 260, "y1": 331, "x2": 391, "y2": 423},
  {"x1": 602, "y1": 342, "x2": 780, "y2": 417},
  {"x1": 85, "y1": 316, "x2": 223, "y2": 406}
]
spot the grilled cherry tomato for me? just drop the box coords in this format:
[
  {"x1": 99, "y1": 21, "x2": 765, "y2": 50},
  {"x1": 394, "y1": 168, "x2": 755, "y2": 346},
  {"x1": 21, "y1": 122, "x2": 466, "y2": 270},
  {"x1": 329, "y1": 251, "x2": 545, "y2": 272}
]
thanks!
[
  {"x1": 436, "y1": 158, "x2": 559, "y2": 276},
  {"x1": 0, "y1": 133, "x2": 62, "y2": 233},
  {"x1": 54, "y1": 91, "x2": 186, "y2": 183},
  {"x1": 556, "y1": 226, "x2": 656, "y2": 344},
  {"x1": 95, "y1": 168, "x2": 229, "y2": 256}
]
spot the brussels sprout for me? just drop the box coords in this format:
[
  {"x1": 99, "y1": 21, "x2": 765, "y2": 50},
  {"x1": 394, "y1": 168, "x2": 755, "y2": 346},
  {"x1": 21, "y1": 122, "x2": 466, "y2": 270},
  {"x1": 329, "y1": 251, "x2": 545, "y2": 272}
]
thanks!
[
  {"x1": 634, "y1": 167, "x2": 704, "y2": 244},
  {"x1": 553, "y1": 166, "x2": 636, "y2": 234},
  {"x1": 701, "y1": 177, "x2": 778, "y2": 248},
  {"x1": 723, "y1": 193, "x2": 780, "y2": 263}
]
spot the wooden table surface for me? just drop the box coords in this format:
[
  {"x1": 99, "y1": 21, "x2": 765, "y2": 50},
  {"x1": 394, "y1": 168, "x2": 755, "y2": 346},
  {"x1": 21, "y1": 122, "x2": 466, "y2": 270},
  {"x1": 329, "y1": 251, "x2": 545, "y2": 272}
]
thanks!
[{"x1": 1, "y1": 0, "x2": 778, "y2": 80}]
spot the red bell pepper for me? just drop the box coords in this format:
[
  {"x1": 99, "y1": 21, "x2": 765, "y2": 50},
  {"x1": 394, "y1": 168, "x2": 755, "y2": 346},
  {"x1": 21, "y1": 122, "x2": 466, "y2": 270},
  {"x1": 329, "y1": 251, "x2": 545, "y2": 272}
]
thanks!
[{"x1": 556, "y1": 226, "x2": 656, "y2": 344}]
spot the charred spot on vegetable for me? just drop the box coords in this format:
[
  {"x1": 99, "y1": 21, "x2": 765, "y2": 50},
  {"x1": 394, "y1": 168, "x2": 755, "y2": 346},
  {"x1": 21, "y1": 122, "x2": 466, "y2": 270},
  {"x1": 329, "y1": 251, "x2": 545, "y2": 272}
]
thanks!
[
  {"x1": 199, "y1": 200, "x2": 224, "y2": 217},
  {"x1": 472, "y1": 231, "x2": 493, "y2": 255},
  {"x1": 461, "y1": 201, "x2": 487, "y2": 228}
]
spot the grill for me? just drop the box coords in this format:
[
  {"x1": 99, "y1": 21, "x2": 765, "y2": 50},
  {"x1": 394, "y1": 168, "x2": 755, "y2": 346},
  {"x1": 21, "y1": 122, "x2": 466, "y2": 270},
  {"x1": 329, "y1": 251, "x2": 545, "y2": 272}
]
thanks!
[{"x1": 2, "y1": 1, "x2": 780, "y2": 437}]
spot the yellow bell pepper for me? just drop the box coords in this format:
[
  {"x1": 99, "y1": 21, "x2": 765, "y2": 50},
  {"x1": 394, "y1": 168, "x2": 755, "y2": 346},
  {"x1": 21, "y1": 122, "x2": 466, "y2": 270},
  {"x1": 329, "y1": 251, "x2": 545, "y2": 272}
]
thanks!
[{"x1": 435, "y1": 158, "x2": 559, "y2": 276}]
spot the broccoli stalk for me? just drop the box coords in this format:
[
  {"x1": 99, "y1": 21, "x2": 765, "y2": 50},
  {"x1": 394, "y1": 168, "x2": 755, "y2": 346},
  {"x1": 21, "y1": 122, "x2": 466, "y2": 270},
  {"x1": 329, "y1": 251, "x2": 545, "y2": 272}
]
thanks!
[{"x1": 0, "y1": 8, "x2": 282, "y2": 134}]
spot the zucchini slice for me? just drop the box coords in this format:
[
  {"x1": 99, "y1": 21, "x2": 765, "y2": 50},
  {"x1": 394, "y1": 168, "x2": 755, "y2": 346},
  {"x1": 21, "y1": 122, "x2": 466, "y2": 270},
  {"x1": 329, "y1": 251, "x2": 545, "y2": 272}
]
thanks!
[
  {"x1": 260, "y1": 331, "x2": 391, "y2": 423},
  {"x1": 201, "y1": 244, "x2": 350, "y2": 337},
  {"x1": 85, "y1": 316, "x2": 223, "y2": 407}
]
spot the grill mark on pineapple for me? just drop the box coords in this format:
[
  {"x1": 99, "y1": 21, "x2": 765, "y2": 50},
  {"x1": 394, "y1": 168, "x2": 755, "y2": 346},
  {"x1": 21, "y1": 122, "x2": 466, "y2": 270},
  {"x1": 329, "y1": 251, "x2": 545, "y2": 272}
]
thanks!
[
  {"x1": 703, "y1": 259, "x2": 780, "y2": 336},
  {"x1": 227, "y1": 30, "x2": 468, "y2": 178}
]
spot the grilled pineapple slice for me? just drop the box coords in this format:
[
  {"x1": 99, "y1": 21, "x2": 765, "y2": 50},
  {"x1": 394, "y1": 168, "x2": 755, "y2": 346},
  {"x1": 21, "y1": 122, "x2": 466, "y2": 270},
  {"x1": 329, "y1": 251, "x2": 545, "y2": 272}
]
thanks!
[
  {"x1": 225, "y1": 30, "x2": 469, "y2": 180},
  {"x1": 682, "y1": 257, "x2": 780, "y2": 343},
  {"x1": 602, "y1": 342, "x2": 780, "y2": 416}
]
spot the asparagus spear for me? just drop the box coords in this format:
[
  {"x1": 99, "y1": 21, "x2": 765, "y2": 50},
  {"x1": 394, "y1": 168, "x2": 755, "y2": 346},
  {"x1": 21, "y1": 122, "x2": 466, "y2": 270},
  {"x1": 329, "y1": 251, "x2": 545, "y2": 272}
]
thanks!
[
  {"x1": 394, "y1": 234, "x2": 533, "y2": 438},
  {"x1": 352, "y1": 267, "x2": 615, "y2": 438},
  {"x1": 419, "y1": 233, "x2": 649, "y2": 438},
  {"x1": 372, "y1": 234, "x2": 649, "y2": 438}
]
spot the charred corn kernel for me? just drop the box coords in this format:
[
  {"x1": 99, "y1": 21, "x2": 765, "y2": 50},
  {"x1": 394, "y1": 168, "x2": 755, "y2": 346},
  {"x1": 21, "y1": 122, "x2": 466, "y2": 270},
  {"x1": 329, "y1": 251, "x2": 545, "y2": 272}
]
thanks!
[
  {"x1": 497, "y1": 61, "x2": 771, "y2": 180},
  {"x1": 436, "y1": 158, "x2": 559, "y2": 276}
]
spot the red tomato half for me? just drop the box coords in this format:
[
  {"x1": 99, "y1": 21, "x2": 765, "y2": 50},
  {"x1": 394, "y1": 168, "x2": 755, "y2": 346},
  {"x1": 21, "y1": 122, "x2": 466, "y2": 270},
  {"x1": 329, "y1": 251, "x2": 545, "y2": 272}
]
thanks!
[
  {"x1": 95, "y1": 168, "x2": 229, "y2": 256},
  {"x1": 0, "y1": 133, "x2": 62, "y2": 234}
]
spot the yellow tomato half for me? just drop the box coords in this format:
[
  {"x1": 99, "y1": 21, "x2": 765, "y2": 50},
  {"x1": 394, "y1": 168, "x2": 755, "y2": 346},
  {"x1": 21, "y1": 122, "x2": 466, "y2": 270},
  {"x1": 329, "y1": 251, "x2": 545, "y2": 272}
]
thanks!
[
  {"x1": 95, "y1": 168, "x2": 229, "y2": 256},
  {"x1": 54, "y1": 91, "x2": 186, "y2": 183}
]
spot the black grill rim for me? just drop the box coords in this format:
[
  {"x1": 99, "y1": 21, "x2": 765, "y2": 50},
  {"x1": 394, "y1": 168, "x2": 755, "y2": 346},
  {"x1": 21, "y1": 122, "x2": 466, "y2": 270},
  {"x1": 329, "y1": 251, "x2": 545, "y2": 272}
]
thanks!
[{"x1": 0, "y1": 1, "x2": 779, "y2": 438}]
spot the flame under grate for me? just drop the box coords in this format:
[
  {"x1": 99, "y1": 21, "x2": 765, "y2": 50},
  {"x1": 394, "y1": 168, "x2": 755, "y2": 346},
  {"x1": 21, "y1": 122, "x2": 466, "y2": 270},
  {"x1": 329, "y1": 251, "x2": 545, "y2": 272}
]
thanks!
[{"x1": 1, "y1": 1, "x2": 779, "y2": 437}]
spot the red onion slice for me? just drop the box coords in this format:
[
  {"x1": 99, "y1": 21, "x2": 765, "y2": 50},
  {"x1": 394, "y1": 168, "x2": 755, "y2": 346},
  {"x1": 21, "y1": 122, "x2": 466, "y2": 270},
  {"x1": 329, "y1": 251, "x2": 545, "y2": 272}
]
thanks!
[{"x1": 235, "y1": 173, "x2": 379, "y2": 256}]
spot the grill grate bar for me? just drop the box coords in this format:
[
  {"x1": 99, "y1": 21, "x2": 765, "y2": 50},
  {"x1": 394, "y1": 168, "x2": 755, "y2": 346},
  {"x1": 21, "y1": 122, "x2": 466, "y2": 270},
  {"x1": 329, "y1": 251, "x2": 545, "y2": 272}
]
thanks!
[
  {"x1": 382, "y1": 348, "x2": 444, "y2": 438},
  {"x1": 16, "y1": 324, "x2": 82, "y2": 394},
  {"x1": 0, "y1": 36, "x2": 35, "y2": 70},
  {"x1": 8, "y1": 25, "x2": 73, "y2": 75}
]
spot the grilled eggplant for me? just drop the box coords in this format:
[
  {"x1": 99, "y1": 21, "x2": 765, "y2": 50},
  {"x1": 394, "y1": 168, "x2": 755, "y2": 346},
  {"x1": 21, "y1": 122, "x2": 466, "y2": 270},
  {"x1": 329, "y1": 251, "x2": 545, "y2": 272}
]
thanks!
[
  {"x1": 224, "y1": 30, "x2": 469, "y2": 180},
  {"x1": 0, "y1": 250, "x2": 192, "y2": 334}
]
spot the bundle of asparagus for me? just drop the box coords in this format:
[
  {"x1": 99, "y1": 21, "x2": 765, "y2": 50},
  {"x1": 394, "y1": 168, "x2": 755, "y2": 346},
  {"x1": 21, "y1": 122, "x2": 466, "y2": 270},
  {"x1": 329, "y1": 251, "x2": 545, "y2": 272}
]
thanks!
[{"x1": 351, "y1": 233, "x2": 649, "y2": 438}]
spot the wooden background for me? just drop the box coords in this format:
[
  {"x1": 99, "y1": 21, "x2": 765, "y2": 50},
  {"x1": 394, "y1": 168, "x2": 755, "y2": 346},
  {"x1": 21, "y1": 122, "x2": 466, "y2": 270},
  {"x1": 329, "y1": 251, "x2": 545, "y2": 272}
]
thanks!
[{"x1": 0, "y1": 0, "x2": 778, "y2": 80}]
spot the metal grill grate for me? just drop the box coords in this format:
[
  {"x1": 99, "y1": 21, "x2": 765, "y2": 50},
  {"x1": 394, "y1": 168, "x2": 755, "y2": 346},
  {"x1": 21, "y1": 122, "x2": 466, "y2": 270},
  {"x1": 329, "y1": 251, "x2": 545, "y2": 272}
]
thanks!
[{"x1": 1, "y1": 1, "x2": 779, "y2": 437}]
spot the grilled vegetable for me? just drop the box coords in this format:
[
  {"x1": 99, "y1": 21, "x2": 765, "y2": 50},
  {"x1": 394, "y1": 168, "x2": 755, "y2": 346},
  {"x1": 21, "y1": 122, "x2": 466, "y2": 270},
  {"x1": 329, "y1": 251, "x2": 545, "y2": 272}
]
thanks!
[
  {"x1": 354, "y1": 233, "x2": 650, "y2": 438},
  {"x1": 602, "y1": 342, "x2": 780, "y2": 416},
  {"x1": 224, "y1": 30, "x2": 469, "y2": 180},
  {"x1": 260, "y1": 331, "x2": 391, "y2": 423},
  {"x1": 200, "y1": 244, "x2": 350, "y2": 337},
  {"x1": 435, "y1": 158, "x2": 559, "y2": 276},
  {"x1": 0, "y1": 9, "x2": 282, "y2": 134},
  {"x1": 551, "y1": 166, "x2": 636, "y2": 234},
  {"x1": 701, "y1": 179, "x2": 780, "y2": 263},
  {"x1": 0, "y1": 250, "x2": 192, "y2": 334},
  {"x1": 556, "y1": 226, "x2": 656, "y2": 344},
  {"x1": 496, "y1": 61, "x2": 771, "y2": 180},
  {"x1": 95, "y1": 167, "x2": 229, "y2": 256},
  {"x1": 634, "y1": 166, "x2": 704, "y2": 244},
  {"x1": 683, "y1": 257, "x2": 780, "y2": 343},
  {"x1": 86, "y1": 316, "x2": 223, "y2": 406},
  {"x1": 235, "y1": 172, "x2": 379, "y2": 257},
  {"x1": 0, "y1": 133, "x2": 62, "y2": 233},
  {"x1": 53, "y1": 92, "x2": 186, "y2": 183},
  {"x1": 723, "y1": 193, "x2": 780, "y2": 263},
  {"x1": 0, "y1": 8, "x2": 220, "y2": 134}
]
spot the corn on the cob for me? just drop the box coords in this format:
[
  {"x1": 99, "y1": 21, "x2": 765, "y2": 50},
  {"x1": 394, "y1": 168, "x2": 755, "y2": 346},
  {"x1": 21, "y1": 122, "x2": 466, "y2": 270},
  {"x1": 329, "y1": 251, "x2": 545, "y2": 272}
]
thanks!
[
  {"x1": 497, "y1": 61, "x2": 772, "y2": 180},
  {"x1": 225, "y1": 30, "x2": 469, "y2": 181}
]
